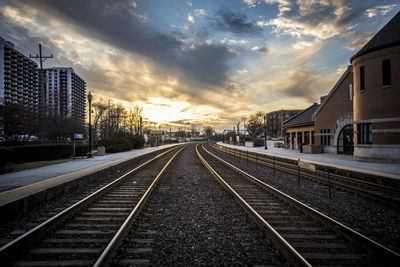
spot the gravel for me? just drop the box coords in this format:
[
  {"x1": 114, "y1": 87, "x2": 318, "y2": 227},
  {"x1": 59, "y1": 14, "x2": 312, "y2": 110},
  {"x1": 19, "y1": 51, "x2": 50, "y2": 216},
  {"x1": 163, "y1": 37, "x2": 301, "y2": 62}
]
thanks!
[
  {"x1": 206, "y1": 144, "x2": 400, "y2": 254},
  {"x1": 113, "y1": 144, "x2": 289, "y2": 266}
]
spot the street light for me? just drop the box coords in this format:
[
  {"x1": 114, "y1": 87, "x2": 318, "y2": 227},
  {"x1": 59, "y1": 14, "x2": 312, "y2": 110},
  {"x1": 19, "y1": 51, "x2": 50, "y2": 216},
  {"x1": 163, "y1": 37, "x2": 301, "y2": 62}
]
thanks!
[
  {"x1": 87, "y1": 91, "x2": 93, "y2": 158},
  {"x1": 264, "y1": 113, "x2": 268, "y2": 149}
]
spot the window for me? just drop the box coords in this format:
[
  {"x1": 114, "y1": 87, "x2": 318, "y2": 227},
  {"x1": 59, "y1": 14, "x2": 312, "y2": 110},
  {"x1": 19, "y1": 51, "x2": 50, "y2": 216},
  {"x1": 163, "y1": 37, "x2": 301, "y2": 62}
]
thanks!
[
  {"x1": 327, "y1": 129, "x2": 331, "y2": 146},
  {"x1": 382, "y1": 59, "x2": 391, "y2": 86},
  {"x1": 311, "y1": 131, "x2": 314, "y2": 144},
  {"x1": 320, "y1": 130, "x2": 323, "y2": 145},
  {"x1": 320, "y1": 129, "x2": 331, "y2": 146},
  {"x1": 304, "y1": 131, "x2": 310, "y2": 145},
  {"x1": 360, "y1": 66, "x2": 365, "y2": 91},
  {"x1": 357, "y1": 123, "x2": 372, "y2": 144}
]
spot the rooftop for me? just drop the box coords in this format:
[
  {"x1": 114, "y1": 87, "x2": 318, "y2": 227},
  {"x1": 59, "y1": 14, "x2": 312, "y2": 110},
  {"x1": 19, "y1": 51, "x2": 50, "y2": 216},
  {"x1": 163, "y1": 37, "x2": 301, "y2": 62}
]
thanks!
[
  {"x1": 351, "y1": 11, "x2": 400, "y2": 62},
  {"x1": 282, "y1": 103, "x2": 319, "y2": 127}
]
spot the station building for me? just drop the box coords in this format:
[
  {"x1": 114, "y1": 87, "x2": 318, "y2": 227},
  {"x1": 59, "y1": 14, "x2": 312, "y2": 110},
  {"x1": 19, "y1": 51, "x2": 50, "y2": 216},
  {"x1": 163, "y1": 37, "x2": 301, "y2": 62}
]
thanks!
[
  {"x1": 312, "y1": 66, "x2": 354, "y2": 155},
  {"x1": 282, "y1": 11, "x2": 400, "y2": 162},
  {"x1": 282, "y1": 103, "x2": 319, "y2": 150},
  {"x1": 350, "y1": 11, "x2": 400, "y2": 162}
]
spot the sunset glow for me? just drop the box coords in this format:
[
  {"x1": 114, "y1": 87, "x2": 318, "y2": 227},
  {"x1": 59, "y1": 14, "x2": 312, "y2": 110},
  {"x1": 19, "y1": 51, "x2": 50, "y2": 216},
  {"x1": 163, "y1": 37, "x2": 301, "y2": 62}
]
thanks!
[{"x1": 1, "y1": 0, "x2": 398, "y2": 130}]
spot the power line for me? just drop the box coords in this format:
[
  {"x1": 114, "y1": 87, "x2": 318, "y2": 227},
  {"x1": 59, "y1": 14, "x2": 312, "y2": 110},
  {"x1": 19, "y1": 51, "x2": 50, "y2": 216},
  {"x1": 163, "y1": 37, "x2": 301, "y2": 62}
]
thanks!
[{"x1": 0, "y1": 13, "x2": 64, "y2": 68}]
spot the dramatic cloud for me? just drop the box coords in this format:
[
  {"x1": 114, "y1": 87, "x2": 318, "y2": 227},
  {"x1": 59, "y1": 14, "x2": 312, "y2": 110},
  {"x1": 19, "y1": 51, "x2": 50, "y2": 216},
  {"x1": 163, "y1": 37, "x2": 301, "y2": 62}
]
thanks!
[
  {"x1": 280, "y1": 68, "x2": 336, "y2": 101},
  {"x1": 8, "y1": 0, "x2": 235, "y2": 87},
  {"x1": 1, "y1": 0, "x2": 398, "y2": 130},
  {"x1": 257, "y1": 0, "x2": 367, "y2": 41}
]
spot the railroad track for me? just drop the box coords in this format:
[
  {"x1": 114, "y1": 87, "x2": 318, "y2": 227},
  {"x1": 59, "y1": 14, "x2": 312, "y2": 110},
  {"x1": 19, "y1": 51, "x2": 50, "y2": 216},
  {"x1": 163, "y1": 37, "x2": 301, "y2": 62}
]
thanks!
[
  {"x1": 197, "y1": 144, "x2": 400, "y2": 266},
  {"x1": 210, "y1": 143, "x2": 400, "y2": 208},
  {"x1": 96, "y1": 144, "x2": 288, "y2": 266},
  {"x1": 0, "y1": 144, "x2": 187, "y2": 267}
]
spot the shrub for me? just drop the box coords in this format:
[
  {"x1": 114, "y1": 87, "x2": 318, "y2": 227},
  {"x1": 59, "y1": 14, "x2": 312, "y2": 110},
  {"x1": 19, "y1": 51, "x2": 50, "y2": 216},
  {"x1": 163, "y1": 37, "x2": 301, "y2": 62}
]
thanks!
[
  {"x1": 253, "y1": 139, "x2": 265, "y2": 147},
  {"x1": 131, "y1": 135, "x2": 145, "y2": 149},
  {"x1": 74, "y1": 144, "x2": 89, "y2": 157},
  {"x1": 99, "y1": 135, "x2": 145, "y2": 153},
  {"x1": 11, "y1": 144, "x2": 72, "y2": 163},
  {"x1": 99, "y1": 137, "x2": 132, "y2": 153},
  {"x1": 0, "y1": 146, "x2": 12, "y2": 170}
]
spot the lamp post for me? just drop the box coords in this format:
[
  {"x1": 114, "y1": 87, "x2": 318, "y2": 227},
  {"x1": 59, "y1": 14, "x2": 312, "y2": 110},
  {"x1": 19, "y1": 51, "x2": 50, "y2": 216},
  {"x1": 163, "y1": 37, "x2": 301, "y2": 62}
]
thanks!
[
  {"x1": 264, "y1": 113, "x2": 268, "y2": 149},
  {"x1": 87, "y1": 91, "x2": 93, "y2": 158}
]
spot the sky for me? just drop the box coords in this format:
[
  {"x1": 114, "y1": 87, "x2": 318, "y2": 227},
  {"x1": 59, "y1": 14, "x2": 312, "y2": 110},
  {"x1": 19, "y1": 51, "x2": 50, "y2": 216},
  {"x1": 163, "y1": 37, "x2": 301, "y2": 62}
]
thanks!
[{"x1": 0, "y1": 0, "x2": 399, "y2": 131}]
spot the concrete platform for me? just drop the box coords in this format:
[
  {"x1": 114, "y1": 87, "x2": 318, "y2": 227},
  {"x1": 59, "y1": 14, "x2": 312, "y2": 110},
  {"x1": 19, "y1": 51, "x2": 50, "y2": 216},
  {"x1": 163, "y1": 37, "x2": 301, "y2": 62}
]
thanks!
[
  {"x1": 0, "y1": 143, "x2": 181, "y2": 208},
  {"x1": 218, "y1": 142, "x2": 400, "y2": 179}
]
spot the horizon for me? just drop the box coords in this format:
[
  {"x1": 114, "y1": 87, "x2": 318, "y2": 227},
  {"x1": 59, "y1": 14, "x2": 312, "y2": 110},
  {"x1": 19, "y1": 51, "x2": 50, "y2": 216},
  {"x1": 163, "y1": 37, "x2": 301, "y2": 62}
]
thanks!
[{"x1": 1, "y1": 0, "x2": 399, "y2": 131}]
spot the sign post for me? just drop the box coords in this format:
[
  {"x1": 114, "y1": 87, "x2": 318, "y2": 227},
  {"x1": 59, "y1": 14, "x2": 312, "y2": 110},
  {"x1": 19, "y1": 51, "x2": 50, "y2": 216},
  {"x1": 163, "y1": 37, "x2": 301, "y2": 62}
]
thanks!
[{"x1": 73, "y1": 133, "x2": 84, "y2": 158}]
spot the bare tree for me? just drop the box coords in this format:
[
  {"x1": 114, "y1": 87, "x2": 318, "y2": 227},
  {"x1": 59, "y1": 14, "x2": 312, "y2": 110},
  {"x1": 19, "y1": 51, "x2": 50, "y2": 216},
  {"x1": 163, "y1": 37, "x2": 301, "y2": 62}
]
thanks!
[
  {"x1": 247, "y1": 111, "x2": 265, "y2": 137},
  {"x1": 202, "y1": 126, "x2": 214, "y2": 138},
  {"x1": 0, "y1": 101, "x2": 39, "y2": 143}
]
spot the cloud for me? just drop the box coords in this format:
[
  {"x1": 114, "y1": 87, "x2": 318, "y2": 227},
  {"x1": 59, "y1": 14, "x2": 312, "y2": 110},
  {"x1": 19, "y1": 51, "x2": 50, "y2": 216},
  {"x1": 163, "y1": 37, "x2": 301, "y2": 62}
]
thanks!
[
  {"x1": 213, "y1": 8, "x2": 263, "y2": 36},
  {"x1": 178, "y1": 44, "x2": 233, "y2": 86},
  {"x1": 292, "y1": 41, "x2": 314, "y2": 50},
  {"x1": 220, "y1": 38, "x2": 249, "y2": 45},
  {"x1": 366, "y1": 4, "x2": 398, "y2": 17},
  {"x1": 257, "y1": 0, "x2": 369, "y2": 41},
  {"x1": 341, "y1": 30, "x2": 372, "y2": 50},
  {"x1": 194, "y1": 9, "x2": 206, "y2": 17},
  {"x1": 187, "y1": 13, "x2": 195, "y2": 24},
  {"x1": 8, "y1": 0, "x2": 234, "y2": 87},
  {"x1": 250, "y1": 46, "x2": 268, "y2": 53},
  {"x1": 280, "y1": 67, "x2": 336, "y2": 101}
]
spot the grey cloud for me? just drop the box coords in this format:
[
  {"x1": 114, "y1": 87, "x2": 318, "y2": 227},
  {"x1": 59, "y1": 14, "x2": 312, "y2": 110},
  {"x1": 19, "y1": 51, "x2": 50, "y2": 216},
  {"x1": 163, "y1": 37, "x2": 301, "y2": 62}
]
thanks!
[
  {"x1": 178, "y1": 44, "x2": 232, "y2": 85},
  {"x1": 270, "y1": 0, "x2": 373, "y2": 40},
  {"x1": 214, "y1": 8, "x2": 263, "y2": 36},
  {"x1": 281, "y1": 69, "x2": 334, "y2": 101},
  {"x1": 12, "y1": 0, "x2": 234, "y2": 86},
  {"x1": 336, "y1": 6, "x2": 368, "y2": 27}
]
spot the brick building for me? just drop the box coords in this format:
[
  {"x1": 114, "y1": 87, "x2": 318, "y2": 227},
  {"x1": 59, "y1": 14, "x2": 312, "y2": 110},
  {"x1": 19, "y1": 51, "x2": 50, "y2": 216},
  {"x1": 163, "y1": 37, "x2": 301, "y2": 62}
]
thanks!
[
  {"x1": 266, "y1": 109, "x2": 301, "y2": 138},
  {"x1": 350, "y1": 11, "x2": 400, "y2": 162},
  {"x1": 282, "y1": 103, "x2": 318, "y2": 150},
  {"x1": 312, "y1": 66, "x2": 354, "y2": 155}
]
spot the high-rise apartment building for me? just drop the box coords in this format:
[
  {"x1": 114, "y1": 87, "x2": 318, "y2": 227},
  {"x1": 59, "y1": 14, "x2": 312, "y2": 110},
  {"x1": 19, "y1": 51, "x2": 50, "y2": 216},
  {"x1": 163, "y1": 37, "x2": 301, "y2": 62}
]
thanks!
[
  {"x1": 0, "y1": 37, "x2": 38, "y2": 111},
  {"x1": 41, "y1": 67, "x2": 86, "y2": 125}
]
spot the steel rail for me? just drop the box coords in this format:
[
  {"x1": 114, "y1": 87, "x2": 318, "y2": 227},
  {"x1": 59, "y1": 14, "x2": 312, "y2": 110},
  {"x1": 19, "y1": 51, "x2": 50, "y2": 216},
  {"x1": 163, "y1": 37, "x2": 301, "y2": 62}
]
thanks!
[
  {"x1": 94, "y1": 144, "x2": 188, "y2": 267},
  {"x1": 196, "y1": 144, "x2": 311, "y2": 267},
  {"x1": 202, "y1": 144, "x2": 400, "y2": 265},
  {"x1": 0, "y1": 145, "x2": 183, "y2": 262},
  {"x1": 210, "y1": 143, "x2": 400, "y2": 207}
]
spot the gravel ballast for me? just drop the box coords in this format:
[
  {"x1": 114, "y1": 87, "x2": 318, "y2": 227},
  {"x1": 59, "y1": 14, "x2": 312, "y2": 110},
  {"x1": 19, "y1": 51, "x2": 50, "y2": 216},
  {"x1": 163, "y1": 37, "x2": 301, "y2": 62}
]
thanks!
[
  {"x1": 113, "y1": 144, "x2": 288, "y2": 266},
  {"x1": 207, "y1": 144, "x2": 400, "y2": 254}
]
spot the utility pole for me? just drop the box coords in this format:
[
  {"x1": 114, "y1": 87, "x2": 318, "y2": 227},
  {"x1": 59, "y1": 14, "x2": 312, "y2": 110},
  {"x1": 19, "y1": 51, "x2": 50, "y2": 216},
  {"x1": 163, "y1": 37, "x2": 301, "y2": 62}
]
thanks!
[
  {"x1": 264, "y1": 113, "x2": 268, "y2": 149},
  {"x1": 30, "y1": 44, "x2": 53, "y2": 112}
]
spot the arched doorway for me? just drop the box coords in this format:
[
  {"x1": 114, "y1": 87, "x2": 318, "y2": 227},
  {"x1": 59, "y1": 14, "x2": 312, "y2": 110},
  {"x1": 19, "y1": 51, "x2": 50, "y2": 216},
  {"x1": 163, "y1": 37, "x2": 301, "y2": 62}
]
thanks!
[{"x1": 337, "y1": 125, "x2": 353, "y2": 155}]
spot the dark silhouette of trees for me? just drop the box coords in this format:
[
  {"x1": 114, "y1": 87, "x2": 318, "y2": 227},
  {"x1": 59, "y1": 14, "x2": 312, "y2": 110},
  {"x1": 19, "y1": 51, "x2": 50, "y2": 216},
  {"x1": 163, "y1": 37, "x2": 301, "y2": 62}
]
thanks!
[{"x1": 247, "y1": 111, "x2": 265, "y2": 137}]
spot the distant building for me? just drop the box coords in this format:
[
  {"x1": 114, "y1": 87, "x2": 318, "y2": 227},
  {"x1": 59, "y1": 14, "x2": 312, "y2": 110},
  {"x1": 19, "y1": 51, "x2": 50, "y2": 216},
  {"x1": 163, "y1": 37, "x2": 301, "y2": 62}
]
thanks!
[
  {"x1": 41, "y1": 67, "x2": 86, "y2": 125},
  {"x1": 266, "y1": 109, "x2": 301, "y2": 138},
  {"x1": 312, "y1": 66, "x2": 354, "y2": 155},
  {"x1": 0, "y1": 37, "x2": 38, "y2": 110},
  {"x1": 282, "y1": 103, "x2": 319, "y2": 150},
  {"x1": 350, "y1": 11, "x2": 400, "y2": 162}
]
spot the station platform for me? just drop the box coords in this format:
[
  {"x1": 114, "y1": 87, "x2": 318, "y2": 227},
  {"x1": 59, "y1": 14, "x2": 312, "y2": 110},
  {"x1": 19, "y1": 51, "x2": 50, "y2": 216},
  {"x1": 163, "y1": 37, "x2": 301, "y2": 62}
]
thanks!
[
  {"x1": 217, "y1": 142, "x2": 400, "y2": 179},
  {"x1": 0, "y1": 143, "x2": 181, "y2": 207}
]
